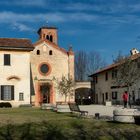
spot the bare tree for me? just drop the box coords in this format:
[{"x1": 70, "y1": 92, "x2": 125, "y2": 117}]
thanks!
[
  {"x1": 87, "y1": 51, "x2": 106, "y2": 76},
  {"x1": 75, "y1": 50, "x2": 106, "y2": 81},
  {"x1": 54, "y1": 76, "x2": 74, "y2": 102},
  {"x1": 113, "y1": 50, "x2": 124, "y2": 63},
  {"x1": 114, "y1": 56, "x2": 140, "y2": 93},
  {"x1": 75, "y1": 51, "x2": 87, "y2": 81}
]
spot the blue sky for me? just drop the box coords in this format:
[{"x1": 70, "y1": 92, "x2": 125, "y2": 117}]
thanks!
[{"x1": 1, "y1": 0, "x2": 140, "y2": 64}]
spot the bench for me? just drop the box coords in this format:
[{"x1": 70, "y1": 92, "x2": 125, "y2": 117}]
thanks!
[{"x1": 68, "y1": 103, "x2": 88, "y2": 117}]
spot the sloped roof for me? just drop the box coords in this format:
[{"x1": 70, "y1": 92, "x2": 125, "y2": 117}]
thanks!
[
  {"x1": 0, "y1": 38, "x2": 33, "y2": 47},
  {"x1": 89, "y1": 53, "x2": 140, "y2": 77},
  {"x1": 0, "y1": 38, "x2": 34, "y2": 51},
  {"x1": 33, "y1": 39, "x2": 74, "y2": 56}
]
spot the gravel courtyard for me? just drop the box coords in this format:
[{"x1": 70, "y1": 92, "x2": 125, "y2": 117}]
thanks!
[{"x1": 79, "y1": 105, "x2": 126, "y2": 117}]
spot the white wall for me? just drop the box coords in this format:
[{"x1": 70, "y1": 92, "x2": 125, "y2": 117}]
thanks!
[
  {"x1": 0, "y1": 51, "x2": 31, "y2": 107},
  {"x1": 93, "y1": 69, "x2": 140, "y2": 104}
]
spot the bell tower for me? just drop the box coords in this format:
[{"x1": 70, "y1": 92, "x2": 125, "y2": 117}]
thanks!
[{"x1": 37, "y1": 26, "x2": 58, "y2": 45}]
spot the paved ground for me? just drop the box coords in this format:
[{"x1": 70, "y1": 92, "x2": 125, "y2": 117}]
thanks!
[{"x1": 79, "y1": 105, "x2": 124, "y2": 117}]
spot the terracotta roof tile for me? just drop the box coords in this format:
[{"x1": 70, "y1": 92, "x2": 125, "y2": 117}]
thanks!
[
  {"x1": 0, "y1": 38, "x2": 33, "y2": 48},
  {"x1": 90, "y1": 53, "x2": 140, "y2": 76}
]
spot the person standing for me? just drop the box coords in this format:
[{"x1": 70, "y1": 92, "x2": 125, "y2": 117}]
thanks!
[{"x1": 122, "y1": 91, "x2": 128, "y2": 108}]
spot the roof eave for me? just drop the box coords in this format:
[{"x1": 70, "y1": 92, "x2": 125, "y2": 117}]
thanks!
[{"x1": 0, "y1": 46, "x2": 34, "y2": 51}]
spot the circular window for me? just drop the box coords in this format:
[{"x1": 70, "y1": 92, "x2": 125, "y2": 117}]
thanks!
[
  {"x1": 40, "y1": 64, "x2": 49, "y2": 74},
  {"x1": 39, "y1": 63, "x2": 51, "y2": 76}
]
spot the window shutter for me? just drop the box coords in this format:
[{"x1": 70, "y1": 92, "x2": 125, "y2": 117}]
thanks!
[
  {"x1": 4, "y1": 54, "x2": 10, "y2": 65},
  {"x1": 1, "y1": 86, "x2": 4, "y2": 100},
  {"x1": 11, "y1": 86, "x2": 14, "y2": 100},
  {"x1": 7, "y1": 55, "x2": 10, "y2": 65}
]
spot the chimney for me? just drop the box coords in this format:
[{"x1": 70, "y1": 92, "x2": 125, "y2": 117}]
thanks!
[{"x1": 130, "y1": 48, "x2": 139, "y2": 55}]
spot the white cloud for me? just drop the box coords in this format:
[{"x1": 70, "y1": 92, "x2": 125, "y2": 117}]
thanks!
[
  {"x1": 64, "y1": 1, "x2": 140, "y2": 14},
  {"x1": 0, "y1": 0, "x2": 46, "y2": 7},
  {"x1": 0, "y1": 11, "x2": 97, "y2": 24},
  {"x1": 0, "y1": 11, "x2": 140, "y2": 32},
  {"x1": 0, "y1": 11, "x2": 129, "y2": 24},
  {"x1": 65, "y1": 3, "x2": 94, "y2": 11},
  {"x1": 0, "y1": 12, "x2": 65, "y2": 23},
  {"x1": 1, "y1": 1, "x2": 140, "y2": 14},
  {"x1": 15, "y1": 0, "x2": 46, "y2": 6},
  {"x1": 12, "y1": 22, "x2": 33, "y2": 32}
]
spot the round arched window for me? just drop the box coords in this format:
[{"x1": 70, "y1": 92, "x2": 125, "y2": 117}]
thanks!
[{"x1": 39, "y1": 63, "x2": 51, "y2": 76}]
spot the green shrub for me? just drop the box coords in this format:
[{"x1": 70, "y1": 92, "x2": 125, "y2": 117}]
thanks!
[
  {"x1": 0, "y1": 102, "x2": 12, "y2": 108},
  {"x1": 19, "y1": 104, "x2": 32, "y2": 108},
  {"x1": 0, "y1": 121, "x2": 140, "y2": 140},
  {"x1": 37, "y1": 122, "x2": 66, "y2": 140}
]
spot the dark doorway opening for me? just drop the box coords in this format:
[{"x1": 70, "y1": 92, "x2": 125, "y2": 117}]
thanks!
[
  {"x1": 75, "y1": 88, "x2": 92, "y2": 105},
  {"x1": 40, "y1": 83, "x2": 50, "y2": 103},
  {"x1": 102, "y1": 93, "x2": 104, "y2": 104}
]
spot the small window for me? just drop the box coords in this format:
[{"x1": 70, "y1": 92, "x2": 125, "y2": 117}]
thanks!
[
  {"x1": 43, "y1": 34, "x2": 46, "y2": 39},
  {"x1": 112, "y1": 91, "x2": 117, "y2": 99},
  {"x1": 105, "y1": 72, "x2": 108, "y2": 81},
  {"x1": 4, "y1": 54, "x2": 10, "y2": 66},
  {"x1": 50, "y1": 35, "x2": 53, "y2": 42},
  {"x1": 102, "y1": 93, "x2": 104, "y2": 102},
  {"x1": 112, "y1": 69, "x2": 117, "y2": 79},
  {"x1": 46, "y1": 35, "x2": 49, "y2": 40},
  {"x1": 95, "y1": 75, "x2": 98, "y2": 83},
  {"x1": 1, "y1": 85, "x2": 14, "y2": 100},
  {"x1": 105, "y1": 92, "x2": 108, "y2": 100},
  {"x1": 49, "y1": 50, "x2": 52, "y2": 55},
  {"x1": 137, "y1": 58, "x2": 140, "y2": 68},
  {"x1": 19, "y1": 92, "x2": 24, "y2": 101},
  {"x1": 37, "y1": 50, "x2": 40, "y2": 55}
]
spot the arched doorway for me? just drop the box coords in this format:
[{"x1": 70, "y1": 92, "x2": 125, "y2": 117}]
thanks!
[{"x1": 75, "y1": 88, "x2": 92, "y2": 105}]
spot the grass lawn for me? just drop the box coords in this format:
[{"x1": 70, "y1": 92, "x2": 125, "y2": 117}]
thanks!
[
  {"x1": 0, "y1": 107, "x2": 140, "y2": 140},
  {"x1": 0, "y1": 107, "x2": 74, "y2": 125}
]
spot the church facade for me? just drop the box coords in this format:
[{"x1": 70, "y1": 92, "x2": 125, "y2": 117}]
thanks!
[
  {"x1": 0, "y1": 26, "x2": 74, "y2": 107},
  {"x1": 30, "y1": 27, "x2": 74, "y2": 106}
]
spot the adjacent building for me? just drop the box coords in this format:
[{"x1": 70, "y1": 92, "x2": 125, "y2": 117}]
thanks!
[
  {"x1": 0, "y1": 38, "x2": 34, "y2": 107},
  {"x1": 90, "y1": 49, "x2": 140, "y2": 105}
]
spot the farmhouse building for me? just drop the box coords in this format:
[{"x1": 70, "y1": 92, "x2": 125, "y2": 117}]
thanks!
[
  {"x1": 0, "y1": 38, "x2": 34, "y2": 107},
  {"x1": 90, "y1": 49, "x2": 140, "y2": 105}
]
